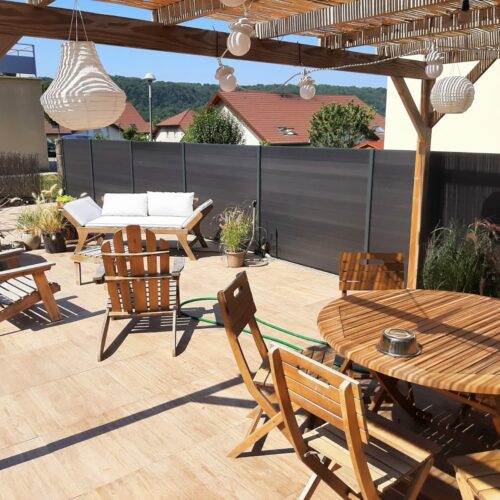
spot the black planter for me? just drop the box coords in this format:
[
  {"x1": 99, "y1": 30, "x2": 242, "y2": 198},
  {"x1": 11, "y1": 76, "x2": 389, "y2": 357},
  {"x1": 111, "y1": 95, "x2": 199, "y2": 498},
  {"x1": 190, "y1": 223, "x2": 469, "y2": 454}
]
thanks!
[{"x1": 42, "y1": 231, "x2": 67, "y2": 253}]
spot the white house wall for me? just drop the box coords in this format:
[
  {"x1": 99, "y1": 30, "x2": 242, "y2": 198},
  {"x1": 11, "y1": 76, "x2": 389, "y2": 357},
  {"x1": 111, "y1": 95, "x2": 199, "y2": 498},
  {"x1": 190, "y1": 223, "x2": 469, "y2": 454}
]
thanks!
[
  {"x1": 214, "y1": 103, "x2": 261, "y2": 146},
  {"x1": 385, "y1": 59, "x2": 500, "y2": 154},
  {"x1": 155, "y1": 127, "x2": 185, "y2": 143}
]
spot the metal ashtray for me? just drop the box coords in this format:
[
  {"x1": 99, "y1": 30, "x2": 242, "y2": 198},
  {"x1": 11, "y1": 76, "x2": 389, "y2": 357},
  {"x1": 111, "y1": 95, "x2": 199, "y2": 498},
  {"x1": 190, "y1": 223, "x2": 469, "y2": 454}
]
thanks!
[{"x1": 376, "y1": 328, "x2": 422, "y2": 358}]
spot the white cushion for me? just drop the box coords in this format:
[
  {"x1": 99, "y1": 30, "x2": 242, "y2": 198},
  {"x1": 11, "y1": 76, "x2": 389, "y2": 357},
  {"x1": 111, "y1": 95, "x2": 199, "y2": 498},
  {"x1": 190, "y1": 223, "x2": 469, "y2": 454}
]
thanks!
[
  {"x1": 64, "y1": 197, "x2": 102, "y2": 226},
  {"x1": 147, "y1": 192, "x2": 194, "y2": 217},
  {"x1": 101, "y1": 193, "x2": 148, "y2": 217},
  {"x1": 85, "y1": 215, "x2": 187, "y2": 229}
]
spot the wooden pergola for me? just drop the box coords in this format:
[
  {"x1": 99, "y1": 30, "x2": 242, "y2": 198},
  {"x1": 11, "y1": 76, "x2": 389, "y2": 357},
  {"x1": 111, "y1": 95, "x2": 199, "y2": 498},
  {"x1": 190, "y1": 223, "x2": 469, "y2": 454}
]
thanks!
[{"x1": 0, "y1": 0, "x2": 498, "y2": 286}]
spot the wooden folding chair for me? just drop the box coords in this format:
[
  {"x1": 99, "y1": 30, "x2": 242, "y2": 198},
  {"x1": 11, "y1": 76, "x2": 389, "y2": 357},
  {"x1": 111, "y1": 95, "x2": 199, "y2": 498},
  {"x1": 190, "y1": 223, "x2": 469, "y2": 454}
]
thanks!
[
  {"x1": 98, "y1": 225, "x2": 180, "y2": 361},
  {"x1": 339, "y1": 252, "x2": 405, "y2": 297},
  {"x1": 269, "y1": 347, "x2": 436, "y2": 500},
  {"x1": 0, "y1": 261, "x2": 61, "y2": 323},
  {"x1": 217, "y1": 271, "x2": 338, "y2": 458}
]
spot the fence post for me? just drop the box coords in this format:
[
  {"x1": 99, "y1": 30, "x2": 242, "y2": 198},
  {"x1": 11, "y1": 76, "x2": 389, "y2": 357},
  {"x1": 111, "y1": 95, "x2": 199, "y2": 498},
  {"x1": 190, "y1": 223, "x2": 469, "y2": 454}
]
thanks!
[
  {"x1": 257, "y1": 145, "x2": 262, "y2": 243},
  {"x1": 89, "y1": 139, "x2": 96, "y2": 200},
  {"x1": 181, "y1": 143, "x2": 187, "y2": 192},
  {"x1": 130, "y1": 141, "x2": 135, "y2": 193},
  {"x1": 363, "y1": 149, "x2": 375, "y2": 252}
]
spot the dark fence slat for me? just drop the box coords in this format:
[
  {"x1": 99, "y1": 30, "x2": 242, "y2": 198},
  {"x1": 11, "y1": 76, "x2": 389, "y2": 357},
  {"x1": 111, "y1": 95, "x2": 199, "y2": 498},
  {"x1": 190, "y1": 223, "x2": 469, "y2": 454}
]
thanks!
[{"x1": 62, "y1": 139, "x2": 94, "y2": 198}]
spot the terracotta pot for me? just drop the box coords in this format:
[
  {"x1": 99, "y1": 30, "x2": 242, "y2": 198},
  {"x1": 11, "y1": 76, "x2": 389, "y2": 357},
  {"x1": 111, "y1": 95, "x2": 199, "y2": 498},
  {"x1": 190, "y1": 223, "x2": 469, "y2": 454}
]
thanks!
[
  {"x1": 19, "y1": 232, "x2": 41, "y2": 250},
  {"x1": 225, "y1": 250, "x2": 246, "y2": 268},
  {"x1": 42, "y1": 231, "x2": 67, "y2": 253}
]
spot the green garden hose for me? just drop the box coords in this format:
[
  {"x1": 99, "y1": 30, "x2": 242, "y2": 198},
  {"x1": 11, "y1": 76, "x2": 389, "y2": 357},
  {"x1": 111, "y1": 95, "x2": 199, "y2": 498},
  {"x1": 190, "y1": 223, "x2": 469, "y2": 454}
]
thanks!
[{"x1": 180, "y1": 297, "x2": 330, "y2": 352}]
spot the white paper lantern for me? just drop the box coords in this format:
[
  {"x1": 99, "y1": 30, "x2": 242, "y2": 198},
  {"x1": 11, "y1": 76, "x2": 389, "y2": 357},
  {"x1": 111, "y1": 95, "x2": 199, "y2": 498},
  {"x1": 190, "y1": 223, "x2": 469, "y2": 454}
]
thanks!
[
  {"x1": 220, "y1": 0, "x2": 245, "y2": 6},
  {"x1": 41, "y1": 41, "x2": 126, "y2": 130},
  {"x1": 215, "y1": 64, "x2": 238, "y2": 92},
  {"x1": 425, "y1": 48, "x2": 444, "y2": 79},
  {"x1": 298, "y1": 72, "x2": 316, "y2": 100},
  {"x1": 227, "y1": 18, "x2": 254, "y2": 57},
  {"x1": 430, "y1": 76, "x2": 475, "y2": 114}
]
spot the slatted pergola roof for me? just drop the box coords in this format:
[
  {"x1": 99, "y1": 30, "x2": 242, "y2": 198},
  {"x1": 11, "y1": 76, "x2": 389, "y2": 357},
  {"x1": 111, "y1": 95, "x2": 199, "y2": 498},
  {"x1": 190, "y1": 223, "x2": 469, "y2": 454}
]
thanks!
[{"x1": 0, "y1": 0, "x2": 498, "y2": 286}]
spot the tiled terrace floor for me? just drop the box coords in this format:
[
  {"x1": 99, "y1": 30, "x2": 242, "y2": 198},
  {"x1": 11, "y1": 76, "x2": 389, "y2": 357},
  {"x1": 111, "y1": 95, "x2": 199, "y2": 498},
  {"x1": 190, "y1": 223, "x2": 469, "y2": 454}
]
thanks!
[{"x1": 0, "y1": 212, "x2": 497, "y2": 498}]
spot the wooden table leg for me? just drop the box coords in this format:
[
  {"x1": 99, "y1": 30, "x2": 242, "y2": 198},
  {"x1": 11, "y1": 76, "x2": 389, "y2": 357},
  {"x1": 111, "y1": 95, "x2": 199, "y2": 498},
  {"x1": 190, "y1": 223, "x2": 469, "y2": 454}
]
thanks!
[
  {"x1": 371, "y1": 371, "x2": 430, "y2": 422},
  {"x1": 493, "y1": 396, "x2": 500, "y2": 434}
]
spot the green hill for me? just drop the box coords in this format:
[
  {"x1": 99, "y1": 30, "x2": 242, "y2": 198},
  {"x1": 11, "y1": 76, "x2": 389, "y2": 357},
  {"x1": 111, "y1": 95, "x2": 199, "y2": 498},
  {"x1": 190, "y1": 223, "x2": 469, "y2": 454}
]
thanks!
[{"x1": 41, "y1": 76, "x2": 387, "y2": 123}]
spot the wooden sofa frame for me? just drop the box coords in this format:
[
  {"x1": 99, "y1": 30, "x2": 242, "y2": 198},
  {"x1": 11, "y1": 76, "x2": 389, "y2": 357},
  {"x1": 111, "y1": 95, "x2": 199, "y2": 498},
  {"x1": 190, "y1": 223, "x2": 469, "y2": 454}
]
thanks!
[{"x1": 64, "y1": 199, "x2": 213, "y2": 261}]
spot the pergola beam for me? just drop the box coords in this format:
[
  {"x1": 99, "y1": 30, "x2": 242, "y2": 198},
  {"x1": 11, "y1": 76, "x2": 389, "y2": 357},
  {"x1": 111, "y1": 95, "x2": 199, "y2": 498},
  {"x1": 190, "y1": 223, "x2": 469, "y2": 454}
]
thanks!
[
  {"x1": 0, "y1": 1, "x2": 429, "y2": 79},
  {"x1": 322, "y1": 4, "x2": 500, "y2": 50},
  {"x1": 256, "y1": 0, "x2": 469, "y2": 39}
]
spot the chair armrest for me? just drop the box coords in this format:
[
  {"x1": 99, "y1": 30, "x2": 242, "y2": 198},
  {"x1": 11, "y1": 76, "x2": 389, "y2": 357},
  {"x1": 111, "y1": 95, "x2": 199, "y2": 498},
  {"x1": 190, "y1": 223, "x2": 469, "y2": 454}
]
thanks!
[
  {"x1": 0, "y1": 262, "x2": 56, "y2": 281},
  {"x1": 171, "y1": 257, "x2": 185, "y2": 275},
  {"x1": 0, "y1": 248, "x2": 24, "y2": 261},
  {"x1": 183, "y1": 199, "x2": 213, "y2": 229}
]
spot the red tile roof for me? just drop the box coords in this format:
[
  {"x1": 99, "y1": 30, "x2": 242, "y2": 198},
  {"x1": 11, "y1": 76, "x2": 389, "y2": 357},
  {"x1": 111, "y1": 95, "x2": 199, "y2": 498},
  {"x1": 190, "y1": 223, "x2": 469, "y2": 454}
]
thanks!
[
  {"x1": 156, "y1": 109, "x2": 194, "y2": 132},
  {"x1": 210, "y1": 92, "x2": 385, "y2": 145},
  {"x1": 114, "y1": 101, "x2": 149, "y2": 133},
  {"x1": 353, "y1": 140, "x2": 385, "y2": 150},
  {"x1": 44, "y1": 119, "x2": 72, "y2": 135}
]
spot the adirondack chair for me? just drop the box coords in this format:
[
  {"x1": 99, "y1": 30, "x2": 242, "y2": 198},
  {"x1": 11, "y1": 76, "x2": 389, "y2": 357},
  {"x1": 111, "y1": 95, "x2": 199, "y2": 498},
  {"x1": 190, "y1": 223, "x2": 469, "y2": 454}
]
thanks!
[
  {"x1": 269, "y1": 347, "x2": 436, "y2": 499},
  {"x1": 98, "y1": 225, "x2": 181, "y2": 361},
  {"x1": 0, "y1": 247, "x2": 23, "y2": 270},
  {"x1": 0, "y1": 259, "x2": 61, "y2": 323}
]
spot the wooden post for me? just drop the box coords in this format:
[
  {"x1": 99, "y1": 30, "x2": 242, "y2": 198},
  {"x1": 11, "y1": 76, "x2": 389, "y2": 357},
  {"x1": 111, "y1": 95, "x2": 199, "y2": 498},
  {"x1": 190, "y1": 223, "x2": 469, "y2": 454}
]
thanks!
[{"x1": 407, "y1": 79, "x2": 433, "y2": 289}]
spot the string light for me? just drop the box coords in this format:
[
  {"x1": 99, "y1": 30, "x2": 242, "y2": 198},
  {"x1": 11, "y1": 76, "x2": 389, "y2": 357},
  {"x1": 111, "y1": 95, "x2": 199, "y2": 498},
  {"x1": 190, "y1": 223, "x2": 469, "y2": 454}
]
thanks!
[
  {"x1": 298, "y1": 69, "x2": 316, "y2": 100},
  {"x1": 425, "y1": 42, "x2": 444, "y2": 79},
  {"x1": 227, "y1": 18, "x2": 254, "y2": 56},
  {"x1": 215, "y1": 59, "x2": 238, "y2": 92}
]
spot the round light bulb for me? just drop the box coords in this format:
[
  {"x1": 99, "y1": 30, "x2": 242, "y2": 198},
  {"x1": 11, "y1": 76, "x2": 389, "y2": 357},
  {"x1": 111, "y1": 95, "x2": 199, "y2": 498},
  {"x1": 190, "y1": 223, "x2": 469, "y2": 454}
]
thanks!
[
  {"x1": 425, "y1": 63, "x2": 443, "y2": 79},
  {"x1": 227, "y1": 31, "x2": 251, "y2": 57},
  {"x1": 300, "y1": 84, "x2": 315, "y2": 100},
  {"x1": 220, "y1": 0, "x2": 245, "y2": 6},
  {"x1": 219, "y1": 73, "x2": 238, "y2": 92}
]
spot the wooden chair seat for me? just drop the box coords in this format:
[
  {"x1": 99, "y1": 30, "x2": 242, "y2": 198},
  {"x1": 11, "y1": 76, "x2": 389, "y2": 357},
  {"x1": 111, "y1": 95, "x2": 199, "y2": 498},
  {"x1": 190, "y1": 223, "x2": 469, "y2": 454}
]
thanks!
[
  {"x1": 254, "y1": 344, "x2": 339, "y2": 390},
  {"x1": 303, "y1": 420, "x2": 433, "y2": 496},
  {"x1": 0, "y1": 276, "x2": 59, "y2": 306}
]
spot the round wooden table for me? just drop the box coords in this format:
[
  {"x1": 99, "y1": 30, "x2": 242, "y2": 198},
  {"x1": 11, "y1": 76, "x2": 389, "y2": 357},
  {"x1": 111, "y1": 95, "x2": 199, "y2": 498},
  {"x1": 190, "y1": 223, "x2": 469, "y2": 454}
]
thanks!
[{"x1": 317, "y1": 289, "x2": 500, "y2": 429}]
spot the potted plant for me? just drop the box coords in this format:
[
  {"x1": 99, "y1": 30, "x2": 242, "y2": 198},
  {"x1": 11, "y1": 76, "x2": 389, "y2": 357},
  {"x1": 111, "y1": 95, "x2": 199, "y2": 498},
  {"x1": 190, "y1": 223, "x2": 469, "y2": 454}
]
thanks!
[
  {"x1": 219, "y1": 206, "x2": 252, "y2": 268},
  {"x1": 38, "y1": 205, "x2": 67, "y2": 253},
  {"x1": 15, "y1": 207, "x2": 42, "y2": 250}
]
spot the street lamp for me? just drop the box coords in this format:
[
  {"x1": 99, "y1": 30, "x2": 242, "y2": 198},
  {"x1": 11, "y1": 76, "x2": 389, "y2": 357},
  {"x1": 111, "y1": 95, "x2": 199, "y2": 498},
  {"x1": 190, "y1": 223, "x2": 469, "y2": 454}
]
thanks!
[{"x1": 142, "y1": 72, "x2": 156, "y2": 141}]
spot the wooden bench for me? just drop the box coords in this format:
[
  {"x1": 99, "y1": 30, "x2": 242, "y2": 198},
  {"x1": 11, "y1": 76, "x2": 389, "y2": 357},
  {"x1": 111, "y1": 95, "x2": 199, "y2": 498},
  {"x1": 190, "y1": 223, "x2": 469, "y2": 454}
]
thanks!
[
  {"x1": 0, "y1": 262, "x2": 61, "y2": 322},
  {"x1": 450, "y1": 450, "x2": 500, "y2": 500}
]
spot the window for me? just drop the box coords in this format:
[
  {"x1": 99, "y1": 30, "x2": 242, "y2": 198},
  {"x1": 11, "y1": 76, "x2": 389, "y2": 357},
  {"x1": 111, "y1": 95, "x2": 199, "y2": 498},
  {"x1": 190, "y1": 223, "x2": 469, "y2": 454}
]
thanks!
[{"x1": 277, "y1": 127, "x2": 296, "y2": 136}]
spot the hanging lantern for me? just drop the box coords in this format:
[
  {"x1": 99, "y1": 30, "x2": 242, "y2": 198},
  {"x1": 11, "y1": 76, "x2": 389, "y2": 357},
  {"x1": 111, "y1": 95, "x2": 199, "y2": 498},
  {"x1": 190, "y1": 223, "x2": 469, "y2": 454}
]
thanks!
[
  {"x1": 430, "y1": 76, "x2": 475, "y2": 113},
  {"x1": 41, "y1": 41, "x2": 126, "y2": 130},
  {"x1": 215, "y1": 63, "x2": 238, "y2": 92},
  {"x1": 425, "y1": 45, "x2": 444, "y2": 79},
  {"x1": 227, "y1": 18, "x2": 254, "y2": 57},
  {"x1": 298, "y1": 70, "x2": 316, "y2": 100},
  {"x1": 220, "y1": 0, "x2": 245, "y2": 6}
]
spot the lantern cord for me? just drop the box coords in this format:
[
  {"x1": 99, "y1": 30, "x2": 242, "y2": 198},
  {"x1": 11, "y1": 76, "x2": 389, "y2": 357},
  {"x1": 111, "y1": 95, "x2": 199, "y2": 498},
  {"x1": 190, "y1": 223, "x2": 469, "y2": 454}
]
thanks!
[{"x1": 68, "y1": 0, "x2": 89, "y2": 42}]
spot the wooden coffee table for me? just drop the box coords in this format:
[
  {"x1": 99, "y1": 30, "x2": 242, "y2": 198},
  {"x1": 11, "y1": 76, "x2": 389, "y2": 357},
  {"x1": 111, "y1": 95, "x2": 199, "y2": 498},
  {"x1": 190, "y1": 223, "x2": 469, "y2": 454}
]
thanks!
[{"x1": 317, "y1": 289, "x2": 500, "y2": 431}]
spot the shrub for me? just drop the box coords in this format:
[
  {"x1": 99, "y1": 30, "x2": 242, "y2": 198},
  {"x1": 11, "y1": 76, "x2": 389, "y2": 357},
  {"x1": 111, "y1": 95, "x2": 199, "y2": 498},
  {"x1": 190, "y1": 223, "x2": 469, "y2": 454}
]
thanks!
[
  {"x1": 16, "y1": 207, "x2": 42, "y2": 236},
  {"x1": 182, "y1": 107, "x2": 243, "y2": 144},
  {"x1": 422, "y1": 220, "x2": 500, "y2": 297},
  {"x1": 37, "y1": 205, "x2": 65, "y2": 234},
  {"x1": 0, "y1": 152, "x2": 41, "y2": 200},
  {"x1": 218, "y1": 206, "x2": 253, "y2": 253}
]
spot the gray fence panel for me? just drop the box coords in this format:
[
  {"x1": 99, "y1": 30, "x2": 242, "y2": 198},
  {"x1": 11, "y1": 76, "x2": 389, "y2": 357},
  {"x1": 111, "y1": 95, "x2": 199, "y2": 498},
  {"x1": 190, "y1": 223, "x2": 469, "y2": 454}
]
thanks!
[
  {"x1": 369, "y1": 150, "x2": 415, "y2": 264},
  {"x1": 91, "y1": 141, "x2": 133, "y2": 202},
  {"x1": 185, "y1": 144, "x2": 259, "y2": 238},
  {"x1": 429, "y1": 152, "x2": 500, "y2": 228},
  {"x1": 261, "y1": 147, "x2": 370, "y2": 274},
  {"x1": 132, "y1": 142, "x2": 184, "y2": 193},
  {"x1": 62, "y1": 140, "x2": 94, "y2": 198}
]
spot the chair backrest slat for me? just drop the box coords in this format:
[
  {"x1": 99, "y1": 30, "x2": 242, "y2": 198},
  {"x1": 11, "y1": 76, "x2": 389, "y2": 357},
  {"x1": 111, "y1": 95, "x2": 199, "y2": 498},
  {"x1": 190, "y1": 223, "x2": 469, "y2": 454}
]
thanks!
[
  {"x1": 102, "y1": 226, "x2": 172, "y2": 315},
  {"x1": 339, "y1": 252, "x2": 405, "y2": 296},
  {"x1": 217, "y1": 272, "x2": 269, "y2": 401}
]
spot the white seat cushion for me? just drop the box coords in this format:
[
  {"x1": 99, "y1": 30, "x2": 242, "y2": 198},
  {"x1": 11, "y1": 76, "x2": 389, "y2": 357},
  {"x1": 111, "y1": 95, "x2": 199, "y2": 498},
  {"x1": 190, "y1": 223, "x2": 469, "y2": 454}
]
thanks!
[
  {"x1": 147, "y1": 192, "x2": 194, "y2": 217},
  {"x1": 64, "y1": 197, "x2": 102, "y2": 226},
  {"x1": 101, "y1": 193, "x2": 148, "y2": 217},
  {"x1": 85, "y1": 215, "x2": 187, "y2": 229}
]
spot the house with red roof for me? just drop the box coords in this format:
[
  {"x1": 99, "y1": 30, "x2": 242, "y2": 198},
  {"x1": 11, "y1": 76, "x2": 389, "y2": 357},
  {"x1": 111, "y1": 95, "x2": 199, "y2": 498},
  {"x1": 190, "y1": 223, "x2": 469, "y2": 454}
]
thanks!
[
  {"x1": 208, "y1": 92, "x2": 385, "y2": 147},
  {"x1": 44, "y1": 101, "x2": 149, "y2": 141},
  {"x1": 154, "y1": 110, "x2": 194, "y2": 143}
]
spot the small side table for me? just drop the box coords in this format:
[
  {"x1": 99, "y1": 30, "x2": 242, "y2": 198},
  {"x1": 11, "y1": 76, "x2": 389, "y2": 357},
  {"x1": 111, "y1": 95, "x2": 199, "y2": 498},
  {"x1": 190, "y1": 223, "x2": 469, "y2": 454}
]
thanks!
[{"x1": 449, "y1": 450, "x2": 500, "y2": 500}]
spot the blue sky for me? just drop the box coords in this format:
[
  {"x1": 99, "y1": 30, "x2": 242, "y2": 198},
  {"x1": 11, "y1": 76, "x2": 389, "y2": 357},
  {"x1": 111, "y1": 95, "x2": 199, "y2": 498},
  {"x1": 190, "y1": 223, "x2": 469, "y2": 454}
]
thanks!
[{"x1": 20, "y1": 0, "x2": 387, "y2": 88}]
